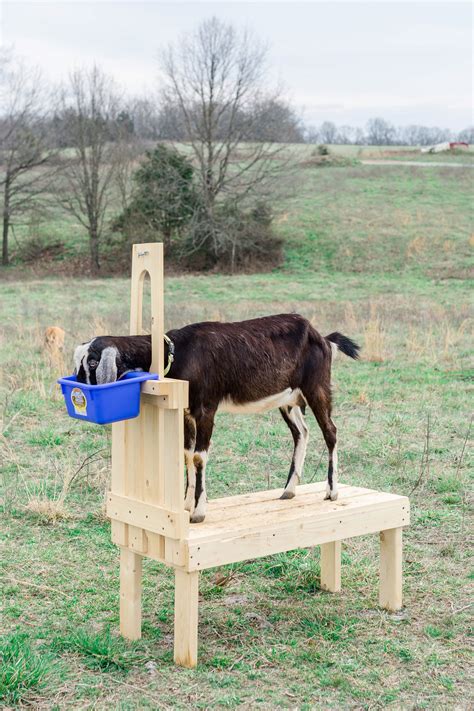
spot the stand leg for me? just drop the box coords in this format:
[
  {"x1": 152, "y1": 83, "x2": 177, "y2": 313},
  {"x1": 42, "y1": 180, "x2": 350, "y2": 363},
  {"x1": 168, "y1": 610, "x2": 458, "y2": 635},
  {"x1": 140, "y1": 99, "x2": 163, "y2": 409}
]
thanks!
[
  {"x1": 320, "y1": 541, "x2": 342, "y2": 592},
  {"x1": 120, "y1": 548, "x2": 142, "y2": 639},
  {"x1": 379, "y1": 527, "x2": 403, "y2": 611},
  {"x1": 174, "y1": 569, "x2": 199, "y2": 668}
]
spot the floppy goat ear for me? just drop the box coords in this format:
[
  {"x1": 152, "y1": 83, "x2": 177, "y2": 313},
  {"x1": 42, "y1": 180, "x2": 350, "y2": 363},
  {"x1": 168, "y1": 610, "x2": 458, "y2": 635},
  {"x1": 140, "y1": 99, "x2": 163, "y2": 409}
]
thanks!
[{"x1": 96, "y1": 346, "x2": 118, "y2": 384}]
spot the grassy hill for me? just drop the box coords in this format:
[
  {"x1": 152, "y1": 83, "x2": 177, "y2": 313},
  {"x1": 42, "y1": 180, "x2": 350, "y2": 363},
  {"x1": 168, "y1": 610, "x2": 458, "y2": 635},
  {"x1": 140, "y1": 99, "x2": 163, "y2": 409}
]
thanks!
[{"x1": 2, "y1": 143, "x2": 473, "y2": 278}]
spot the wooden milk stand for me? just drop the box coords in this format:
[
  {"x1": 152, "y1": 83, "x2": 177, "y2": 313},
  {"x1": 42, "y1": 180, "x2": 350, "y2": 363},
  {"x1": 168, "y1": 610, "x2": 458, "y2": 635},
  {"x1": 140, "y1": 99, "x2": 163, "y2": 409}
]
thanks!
[{"x1": 107, "y1": 243, "x2": 410, "y2": 668}]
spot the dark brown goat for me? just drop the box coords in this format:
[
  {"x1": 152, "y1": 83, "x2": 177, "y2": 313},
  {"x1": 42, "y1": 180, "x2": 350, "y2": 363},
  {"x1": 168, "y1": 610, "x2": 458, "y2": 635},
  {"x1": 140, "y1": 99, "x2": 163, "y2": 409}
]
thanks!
[{"x1": 74, "y1": 314, "x2": 360, "y2": 522}]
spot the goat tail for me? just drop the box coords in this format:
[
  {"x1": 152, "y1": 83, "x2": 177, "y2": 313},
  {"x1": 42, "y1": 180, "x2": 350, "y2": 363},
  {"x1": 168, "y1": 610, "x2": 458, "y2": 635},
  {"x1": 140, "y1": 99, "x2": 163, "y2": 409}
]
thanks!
[{"x1": 325, "y1": 332, "x2": 360, "y2": 360}]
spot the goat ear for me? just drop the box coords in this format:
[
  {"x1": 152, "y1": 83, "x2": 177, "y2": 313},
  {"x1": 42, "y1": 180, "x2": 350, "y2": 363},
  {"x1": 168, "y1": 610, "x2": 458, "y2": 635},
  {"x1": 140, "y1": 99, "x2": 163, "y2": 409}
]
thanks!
[{"x1": 96, "y1": 347, "x2": 118, "y2": 384}]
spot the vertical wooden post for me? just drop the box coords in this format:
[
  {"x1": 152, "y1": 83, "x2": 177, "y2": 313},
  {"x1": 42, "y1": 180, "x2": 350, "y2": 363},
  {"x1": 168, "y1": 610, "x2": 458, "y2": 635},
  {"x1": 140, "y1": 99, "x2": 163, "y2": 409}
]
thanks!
[
  {"x1": 120, "y1": 548, "x2": 142, "y2": 639},
  {"x1": 110, "y1": 243, "x2": 189, "y2": 654},
  {"x1": 320, "y1": 540, "x2": 342, "y2": 592},
  {"x1": 129, "y1": 243, "x2": 164, "y2": 377},
  {"x1": 174, "y1": 569, "x2": 199, "y2": 668},
  {"x1": 379, "y1": 527, "x2": 403, "y2": 611}
]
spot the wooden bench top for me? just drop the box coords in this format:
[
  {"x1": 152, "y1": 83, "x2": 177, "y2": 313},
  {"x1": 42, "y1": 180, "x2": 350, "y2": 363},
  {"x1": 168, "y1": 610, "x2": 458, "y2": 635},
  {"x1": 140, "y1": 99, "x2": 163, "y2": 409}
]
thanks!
[{"x1": 185, "y1": 482, "x2": 409, "y2": 571}]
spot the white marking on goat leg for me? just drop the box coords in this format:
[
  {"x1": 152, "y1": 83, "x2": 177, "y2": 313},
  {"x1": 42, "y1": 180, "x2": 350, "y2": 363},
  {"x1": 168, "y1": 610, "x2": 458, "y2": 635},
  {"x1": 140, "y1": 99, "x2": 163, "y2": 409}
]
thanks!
[
  {"x1": 184, "y1": 449, "x2": 196, "y2": 513},
  {"x1": 282, "y1": 406, "x2": 309, "y2": 499},
  {"x1": 291, "y1": 407, "x2": 309, "y2": 476},
  {"x1": 332, "y1": 444, "x2": 338, "y2": 497},
  {"x1": 190, "y1": 450, "x2": 208, "y2": 523},
  {"x1": 325, "y1": 443, "x2": 338, "y2": 501}
]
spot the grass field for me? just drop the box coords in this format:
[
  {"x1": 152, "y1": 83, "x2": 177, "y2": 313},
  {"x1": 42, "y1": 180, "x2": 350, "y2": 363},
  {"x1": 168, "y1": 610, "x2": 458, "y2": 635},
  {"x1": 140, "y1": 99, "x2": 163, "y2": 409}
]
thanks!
[{"x1": 1, "y1": 154, "x2": 473, "y2": 708}]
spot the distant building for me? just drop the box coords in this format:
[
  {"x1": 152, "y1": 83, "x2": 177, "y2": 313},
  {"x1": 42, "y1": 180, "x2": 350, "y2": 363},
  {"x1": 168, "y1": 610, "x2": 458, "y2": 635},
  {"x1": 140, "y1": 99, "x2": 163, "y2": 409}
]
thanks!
[{"x1": 421, "y1": 141, "x2": 469, "y2": 153}]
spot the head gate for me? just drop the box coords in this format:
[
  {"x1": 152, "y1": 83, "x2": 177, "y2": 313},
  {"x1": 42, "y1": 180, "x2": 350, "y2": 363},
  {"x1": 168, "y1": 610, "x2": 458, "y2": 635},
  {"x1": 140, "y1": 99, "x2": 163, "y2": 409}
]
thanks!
[{"x1": 109, "y1": 243, "x2": 189, "y2": 576}]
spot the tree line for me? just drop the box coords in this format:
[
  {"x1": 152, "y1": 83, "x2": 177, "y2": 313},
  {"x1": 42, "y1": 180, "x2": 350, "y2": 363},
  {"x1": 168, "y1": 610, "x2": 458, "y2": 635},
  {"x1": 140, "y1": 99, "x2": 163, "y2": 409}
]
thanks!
[
  {"x1": 48, "y1": 102, "x2": 474, "y2": 148},
  {"x1": 306, "y1": 119, "x2": 473, "y2": 147},
  {"x1": 1, "y1": 19, "x2": 472, "y2": 271}
]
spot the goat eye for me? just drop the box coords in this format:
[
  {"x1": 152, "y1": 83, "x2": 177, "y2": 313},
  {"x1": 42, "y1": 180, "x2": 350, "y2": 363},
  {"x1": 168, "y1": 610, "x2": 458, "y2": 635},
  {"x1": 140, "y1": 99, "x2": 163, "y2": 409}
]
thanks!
[{"x1": 89, "y1": 359, "x2": 99, "y2": 369}]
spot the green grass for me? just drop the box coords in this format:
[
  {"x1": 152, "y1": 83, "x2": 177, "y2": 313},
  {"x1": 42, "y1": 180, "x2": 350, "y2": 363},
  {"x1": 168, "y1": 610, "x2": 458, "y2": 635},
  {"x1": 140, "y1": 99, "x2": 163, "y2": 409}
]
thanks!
[
  {"x1": 0, "y1": 155, "x2": 473, "y2": 707},
  {"x1": 0, "y1": 634, "x2": 61, "y2": 705}
]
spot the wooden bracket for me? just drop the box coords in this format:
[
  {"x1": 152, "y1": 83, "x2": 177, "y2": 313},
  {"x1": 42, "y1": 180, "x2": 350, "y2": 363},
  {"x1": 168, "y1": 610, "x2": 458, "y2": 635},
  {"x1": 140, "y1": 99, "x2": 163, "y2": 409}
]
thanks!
[{"x1": 141, "y1": 378, "x2": 189, "y2": 409}]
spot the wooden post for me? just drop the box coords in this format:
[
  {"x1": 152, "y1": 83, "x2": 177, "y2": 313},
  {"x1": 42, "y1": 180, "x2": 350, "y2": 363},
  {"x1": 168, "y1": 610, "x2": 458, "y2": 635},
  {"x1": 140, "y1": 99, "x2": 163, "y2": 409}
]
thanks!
[
  {"x1": 129, "y1": 243, "x2": 164, "y2": 377},
  {"x1": 379, "y1": 527, "x2": 403, "y2": 611},
  {"x1": 174, "y1": 569, "x2": 199, "y2": 668},
  {"x1": 120, "y1": 548, "x2": 142, "y2": 639},
  {"x1": 320, "y1": 540, "x2": 341, "y2": 592}
]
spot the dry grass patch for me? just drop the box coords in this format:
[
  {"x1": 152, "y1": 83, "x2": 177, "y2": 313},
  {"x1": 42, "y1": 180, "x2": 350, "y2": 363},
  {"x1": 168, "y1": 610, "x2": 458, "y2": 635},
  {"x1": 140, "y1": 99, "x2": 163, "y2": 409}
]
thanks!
[
  {"x1": 407, "y1": 235, "x2": 427, "y2": 258},
  {"x1": 363, "y1": 304, "x2": 386, "y2": 362},
  {"x1": 442, "y1": 319, "x2": 472, "y2": 362},
  {"x1": 90, "y1": 314, "x2": 112, "y2": 336},
  {"x1": 405, "y1": 326, "x2": 434, "y2": 360},
  {"x1": 25, "y1": 496, "x2": 70, "y2": 523},
  {"x1": 343, "y1": 302, "x2": 359, "y2": 334}
]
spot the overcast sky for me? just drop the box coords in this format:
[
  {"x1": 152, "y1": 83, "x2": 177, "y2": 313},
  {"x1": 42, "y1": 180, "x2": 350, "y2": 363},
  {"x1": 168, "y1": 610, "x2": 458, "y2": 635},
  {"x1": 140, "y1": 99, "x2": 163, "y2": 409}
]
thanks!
[{"x1": 1, "y1": 1, "x2": 472, "y2": 130}]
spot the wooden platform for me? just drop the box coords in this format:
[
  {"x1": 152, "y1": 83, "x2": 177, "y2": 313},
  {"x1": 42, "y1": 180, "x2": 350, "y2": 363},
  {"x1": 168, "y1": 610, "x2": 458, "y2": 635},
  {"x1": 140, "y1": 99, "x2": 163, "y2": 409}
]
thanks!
[
  {"x1": 111, "y1": 478, "x2": 410, "y2": 668},
  {"x1": 186, "y1": 482, "x2": 409, "y2": 571}
]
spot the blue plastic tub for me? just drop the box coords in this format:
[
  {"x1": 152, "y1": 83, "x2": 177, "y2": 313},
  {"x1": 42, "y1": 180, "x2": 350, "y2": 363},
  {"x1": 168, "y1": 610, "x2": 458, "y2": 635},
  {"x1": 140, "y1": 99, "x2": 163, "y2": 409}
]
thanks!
[{"x1": 57, "y1": 372, "x2": 158, "y2": 425}]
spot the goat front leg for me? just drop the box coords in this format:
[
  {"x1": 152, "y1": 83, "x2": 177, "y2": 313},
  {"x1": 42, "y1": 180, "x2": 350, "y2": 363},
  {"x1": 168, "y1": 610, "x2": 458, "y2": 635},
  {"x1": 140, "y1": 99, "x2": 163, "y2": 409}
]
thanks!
[
  {"x1": 184, "y1": 411, "x2": 197, "y2": 514},
  {"x1": 189, "y1": 408, "x2": 215, "y2": 524}
]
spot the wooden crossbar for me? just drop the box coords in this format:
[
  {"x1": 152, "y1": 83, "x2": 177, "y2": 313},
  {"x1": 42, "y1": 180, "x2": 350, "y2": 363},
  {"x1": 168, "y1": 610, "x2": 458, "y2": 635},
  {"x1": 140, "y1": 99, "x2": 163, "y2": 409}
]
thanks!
[{"x1": 107, "y1": 492, "x2": 189, "y2": 539}]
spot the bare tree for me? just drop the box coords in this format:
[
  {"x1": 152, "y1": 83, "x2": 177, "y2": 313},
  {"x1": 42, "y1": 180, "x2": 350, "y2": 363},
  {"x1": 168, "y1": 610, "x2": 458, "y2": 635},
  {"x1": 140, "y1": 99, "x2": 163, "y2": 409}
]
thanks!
[
  {"x1": 353, "y1": 127, "x2": 366, "y2": 145},
  {"x1": 159, "y1": 17, "x2": 287, "y2": 264},
  {"x1": 319, "y1": 121, "x2": 338, "y2": 145},
  {"x1": 248, "y1": 98, "x2": 304, "y2": 143},
  {"x1": 130, "y1": 97, "x2": 161, "y2": 140},
  {"x1": 366, "y1": 117, "x2": 396, "y2": 146},
  {"x1": 458, "y1": 126, "x2": 474, "y2": 143},
  {"x1": 58, "y1": 65, "x2": 121, "y2": 271},
  {"x1": 0, "y1": 57, "x2": 53, "y2": 266},
  {"x1": 112, "y1": 101, "x2": 146, "y2": 214},
  {"x1": 113, "y1": 136, "x2": 145, "y2": 214}
]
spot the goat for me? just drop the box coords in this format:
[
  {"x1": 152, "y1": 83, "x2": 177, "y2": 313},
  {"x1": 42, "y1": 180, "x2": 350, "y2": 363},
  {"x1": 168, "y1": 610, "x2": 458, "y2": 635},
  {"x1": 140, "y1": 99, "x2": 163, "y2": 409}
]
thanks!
[{"x1": 74, "y1": 314, "x2": 360, "y2": 523}]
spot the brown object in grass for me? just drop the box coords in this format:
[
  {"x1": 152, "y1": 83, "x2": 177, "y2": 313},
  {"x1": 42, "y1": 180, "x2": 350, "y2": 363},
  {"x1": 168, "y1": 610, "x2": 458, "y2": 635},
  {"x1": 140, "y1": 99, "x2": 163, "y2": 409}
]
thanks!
[
  {"x1": 44, "y1": 326, "x2": 65, "y2": 353},
  {"x1": 44, "y1": 326, "x2": 65, "y2": 372}
]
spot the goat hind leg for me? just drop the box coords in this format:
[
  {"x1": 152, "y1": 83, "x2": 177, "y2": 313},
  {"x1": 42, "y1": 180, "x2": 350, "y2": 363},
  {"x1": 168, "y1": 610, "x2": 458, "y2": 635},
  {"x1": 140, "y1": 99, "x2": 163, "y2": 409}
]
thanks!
[
  {"x1": 280, "y1": 406, "x2": 309, "y2": 500},
  {"x1": 305, "y1": 386, "x2": 338, "y2": 501}
]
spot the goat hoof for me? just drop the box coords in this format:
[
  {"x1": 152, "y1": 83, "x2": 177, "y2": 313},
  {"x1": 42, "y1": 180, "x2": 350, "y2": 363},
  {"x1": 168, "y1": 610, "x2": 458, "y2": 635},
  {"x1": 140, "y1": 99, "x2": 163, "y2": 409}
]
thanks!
[
  {"x1": 280, "y1": 490, "x2": 295, "y2": 500},
  {"x1": 190, "y1": 513, "x2": 205, "y2": 524},
  {"x1": 324, "y1": 492, "x2": 338, "y2": 501},
  {"x1": 184, "y1": 493, "x2": 195, "y2": 512}
]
